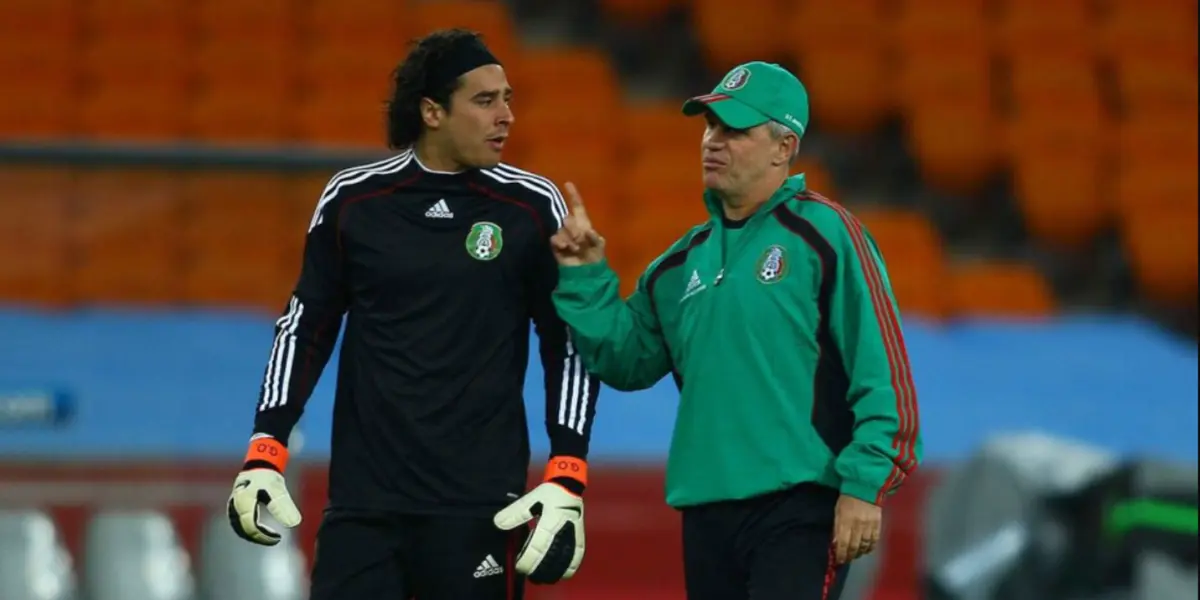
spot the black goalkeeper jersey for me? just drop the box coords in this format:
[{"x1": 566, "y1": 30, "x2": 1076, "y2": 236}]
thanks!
[{"x1": 251, "y1": 149, "x2": 600, "y2": 515}]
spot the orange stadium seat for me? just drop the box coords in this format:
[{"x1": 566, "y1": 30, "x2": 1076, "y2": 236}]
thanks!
[
  {"x1": 190, "y1": 0, "x2": 297, "y2": 143},
  {"x1": 948, "y1": 261, "x2": 1056, "y2": 319},
  {"x1": 301, "y1": 0, "x2": 409, "y2": 49},
  {"x1": 599, "y1": 0, "x2": 683, "y2": 24},
  {"x1": 894, "y1": 35, "x2": 993, "y2": 114},
  {"x1": 1121, "y1": 203, "x2": 1198, "y2": 307},
  {"x1": 1098, "y1": 0, "x2": 1198, "y2": 63},
  {"x1": 691, "y1": 0, "x2": 788, "y2": 72},
  {"x1": 517, "y1": 147, "x2": 619, "y2": 233},
  {"x1": 1003, "y1": 54, "x2": 1112, "y2": 158},
  {"x1": 508, "y1": 47, "x2": 621, "y2": 104},
  {"x1": 1004, "y1": 104, "x2": 1114, "y2": 169},
  {"x1": 505, "y1": 47, "x2": 622, "y2": 161},
  {"x1": 412, "y1": 1, "x2": 519, "y2": 62},
  {"x1": 189, "y1": 51, "x2": 296, "y2": 144},
  {"x1": 905, "y1": 97, "x2": 1003, "y2": 196},
  {"x1": 625, "y1": 152, "x2": 708, "y2": 222},
  {"x1": 77, "y1": 0, "x2": 191, "y2": 141},
  {"x1": 183, "y1": 246, "x2": 296, "y2": 312},
  {"x1": 613, "y1": 153, "x2": 708, "y2": 291},
  {"x1": 511, "y1": 92, "x2": 621, "y2": 168},
  {"x1": 0, "y1": 36, "x2": 78, "y2": 139},
  {"x1": 1115, "y1": 113, "x2": 1199, "y2": 163},
  {"x1": 894, "y1": 0, "x2": 990, "y2": 20},
  {"x1": 1011, "y1": 145, "x2": 1108, "y2": 251},
  {"x1": 1113, "y1": 55, "x2": 1198, "y2": 117},
  {"x1": 794, "y1": 157, "x2": 837, "y2": 200},
  {"x1": 181, "y1": 171, "x2": 296, "y2": 310},
  {"x1": 856, "y1": 207, "x2": 949, "y2": 319},
  {"x1": 784, "y1": 0, "x2": 893, "y2": 135},
  {"x1": 196, "y1": 0, "x2": 295, "y2": 41},
  {"x1": 278, "y1": 172, "x2": 338, "y2": 265},
  {"x1": 1113, "y1": 161, "x2": 1198, "y2": 225},
  {"x1": 1006, "y1": 54, "x2": 1105, "y2": 115},
  {"x1": 0, "y1": 0, "x2": 80, "y2": 138},
  {"x1": 619, "y1": 102, "x2": 704, "y2": 163},
  {"x1": 1111, "y1": 115, "x2": 1198, "y2": 239},
  {"x1": 0, "y1": 167, "x2": 72, "y2": 307},
  {"x1": 180, "y1": 172, "x2": 292, "y2": 240},
  {"x1": 992, "y1": 0, "x2": 1097, "y2": 57},
  {"x1": 891, "y1": 0, "x2": 990, "y2": 56},
  {"x1": 293, "y1": 56, "x2": 395, "y2": 147},
  {"x1": 293, "y1": 0, "x2": 409, "y2": 147},
  {"x1": 70, "y1": 168, "x2": 186, "y2": 306}
]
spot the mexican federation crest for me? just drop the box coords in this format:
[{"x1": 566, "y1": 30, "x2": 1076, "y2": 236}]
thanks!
[
  {"x1": 755, "y1": 244, "x2": 788, "y2": 284},
  {"x1": 466, "y1": 221, "x2": 503, "y2": 261},
  {"x1": 722, "y1": 66, "x2": 751, "y2": 90}
]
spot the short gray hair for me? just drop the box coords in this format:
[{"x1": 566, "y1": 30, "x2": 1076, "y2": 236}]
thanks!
[{"x1": 766, "y1": 120, "x2": 801, "y2": 165}]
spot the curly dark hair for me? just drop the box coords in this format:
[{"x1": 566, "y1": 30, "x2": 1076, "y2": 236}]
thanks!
[{"x1": 385, "y1": 28, "x2": 487, "y2": 150}]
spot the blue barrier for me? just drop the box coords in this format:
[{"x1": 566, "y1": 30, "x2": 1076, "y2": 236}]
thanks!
[{"x1": 0, "y1": 306, "x2": 1195, "y2": 463}]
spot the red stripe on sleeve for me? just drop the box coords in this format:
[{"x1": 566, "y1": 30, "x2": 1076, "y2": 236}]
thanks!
[{"x1": 802, "y1": 192, "x2": 920, "y2": 503}]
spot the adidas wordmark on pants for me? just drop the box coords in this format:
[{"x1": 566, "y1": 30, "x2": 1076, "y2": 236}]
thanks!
[{"x1": 473, "y1": 554, "x2": 504, "y2": 578}]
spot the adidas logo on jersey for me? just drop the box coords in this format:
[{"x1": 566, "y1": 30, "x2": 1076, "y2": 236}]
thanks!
[
  {"x1": 473, "y1": 554, "x2": 504, "y2": 578},
  {"x1": 680, "y1": 269, "x2": 707, "y2": 303},
  {"x1": 425, "y1": 199, "x2": 454, "y2": 219}
]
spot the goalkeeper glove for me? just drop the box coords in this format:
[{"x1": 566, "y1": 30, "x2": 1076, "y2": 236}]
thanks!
[
  {"x1": 494, "y1": 457, "x2": 587, "y2": 584},
  {"x1": 227, "y1": 434, "x2": 302, "y2": 546}
]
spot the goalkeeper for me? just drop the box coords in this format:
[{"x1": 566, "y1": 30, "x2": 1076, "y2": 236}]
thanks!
[
  {"x1": 550, "y1": 62, "x2": 923, "y2": 599},
  {"x1": 224, "y1": 29, "x2": 599, "y2": 600}
]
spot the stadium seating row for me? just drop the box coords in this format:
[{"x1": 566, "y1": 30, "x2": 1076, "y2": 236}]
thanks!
[
  {"x1": 2, "y1": 1, "x2": 1192, "y2": 250},
  {"x1": 684, "y1": 0, "x2": 1197, "y2": 258},
  {"x1": 0, "y1": 0, "x2": 524, "y2": 145},
  {"x1": 1, "y1": 162, "x2": 1193, "y2": 314},
  {"x1": 0, "y1": 1, "x2": 1194, "y2": 314},
  {"x1": 6, "y1": 0, "x2": 1193, "y2": 144},
  {"x1": 0, "y1": 165, "x2": 1103, "y2": 318}
]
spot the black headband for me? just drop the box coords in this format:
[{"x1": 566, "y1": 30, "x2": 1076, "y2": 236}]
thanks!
[{"x1": 425, "y1": 37, "x2": 501, "y2": 94}]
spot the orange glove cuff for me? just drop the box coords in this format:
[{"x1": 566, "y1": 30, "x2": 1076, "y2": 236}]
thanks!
[
  {"x1": 544, "y1": 456, "x2": 588, "y2": 487},
  {"x1": 244, "y1": 436, "x2": 289, "y2": 473}
]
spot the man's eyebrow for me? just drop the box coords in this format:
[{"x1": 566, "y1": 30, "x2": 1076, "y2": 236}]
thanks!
[{"x1": 472, "y1": 87, "x2": 513, "y2": 100}]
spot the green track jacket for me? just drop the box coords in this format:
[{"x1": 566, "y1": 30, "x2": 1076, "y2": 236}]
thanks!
[{"x1": 553, "y1": 174, "x2": 922, "y2": 508}]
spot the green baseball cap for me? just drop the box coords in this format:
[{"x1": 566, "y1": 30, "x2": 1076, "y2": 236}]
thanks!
[{"x1": 681, "y1": 61, "x2": 809, "y2": 137}]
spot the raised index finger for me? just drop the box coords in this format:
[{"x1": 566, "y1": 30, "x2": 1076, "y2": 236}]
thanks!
[{"x1": 564, "y1": 182, "x2": 590, "y2": 223}]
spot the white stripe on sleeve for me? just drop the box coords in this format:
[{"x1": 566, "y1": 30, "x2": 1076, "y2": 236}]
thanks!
[{"x1": 259, "y1": 296, "x2": 304, "y2": 411}]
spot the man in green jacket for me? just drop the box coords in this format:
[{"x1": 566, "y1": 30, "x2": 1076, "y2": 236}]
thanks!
[{"x1": 550, "y1": 61, "x2": 922, "y2": 599}]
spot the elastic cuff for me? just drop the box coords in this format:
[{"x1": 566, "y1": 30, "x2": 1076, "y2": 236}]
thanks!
[
  {"x1": 547, "y1": 456, "x2": 588, "y2": 489},
  {"x1": 839, "y1": 479, "x2": 887, "y2": 507},
  {"x1": 557, "y1": 260, "x2": 611, "y2": 281},
  {"x1": 244, "y1": 436, "x2": 289, "y2": 473}
]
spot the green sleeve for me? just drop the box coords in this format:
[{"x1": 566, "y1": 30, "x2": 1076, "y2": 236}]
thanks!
[
  {"x1": 552, "y1": 259, "x2": 672, "y2": 392},
  {"x1": 826, "y1": 219, "x2": 923, "y2": 506}
]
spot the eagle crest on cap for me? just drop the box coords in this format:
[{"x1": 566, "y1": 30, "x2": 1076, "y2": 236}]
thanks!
[{"x1": 722, "y1": 66, "x2": 751, "y2": 90}]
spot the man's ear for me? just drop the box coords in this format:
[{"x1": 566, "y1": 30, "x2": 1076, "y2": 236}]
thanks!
[
  {"x1": 784, "y1": 134, "x2": 800, "y2": 166},
  {"x1": 773, "y1": 134, "x2": 796, "y2": 167},
  {"x1": 420, "y1": 97, "x2": 445, "y2": 129}
]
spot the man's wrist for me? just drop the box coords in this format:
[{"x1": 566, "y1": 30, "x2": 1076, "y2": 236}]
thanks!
[{"x1": 544, "y1": 456, "x2": 587, "y2": 496}]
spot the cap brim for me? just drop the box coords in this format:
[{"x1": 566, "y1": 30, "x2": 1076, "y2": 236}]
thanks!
[{"x1": 681, "y1": 94, "x2": 769, "y2": 129}]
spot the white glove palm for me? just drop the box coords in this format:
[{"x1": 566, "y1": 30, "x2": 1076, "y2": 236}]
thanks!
[
  {"x1": 494, "y1": 482, "x2": 585, "y2": 583},
  {"x1": 227, "y1": 468, "x2": 302, "y2": 546}
]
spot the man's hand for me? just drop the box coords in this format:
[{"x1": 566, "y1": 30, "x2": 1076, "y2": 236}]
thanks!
[
  {"x1": 551, "y1": 182, "x2": 606, "y2": 266},
  {"x1": 832, "y1": 493, "x2": 882, "y2": 565},
  {"x1": 494, "y1": 458, "x2": 588, "y2": 584},
  {"x1": 227, "y1": 435, "x2": 302, "y2": 546}
]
